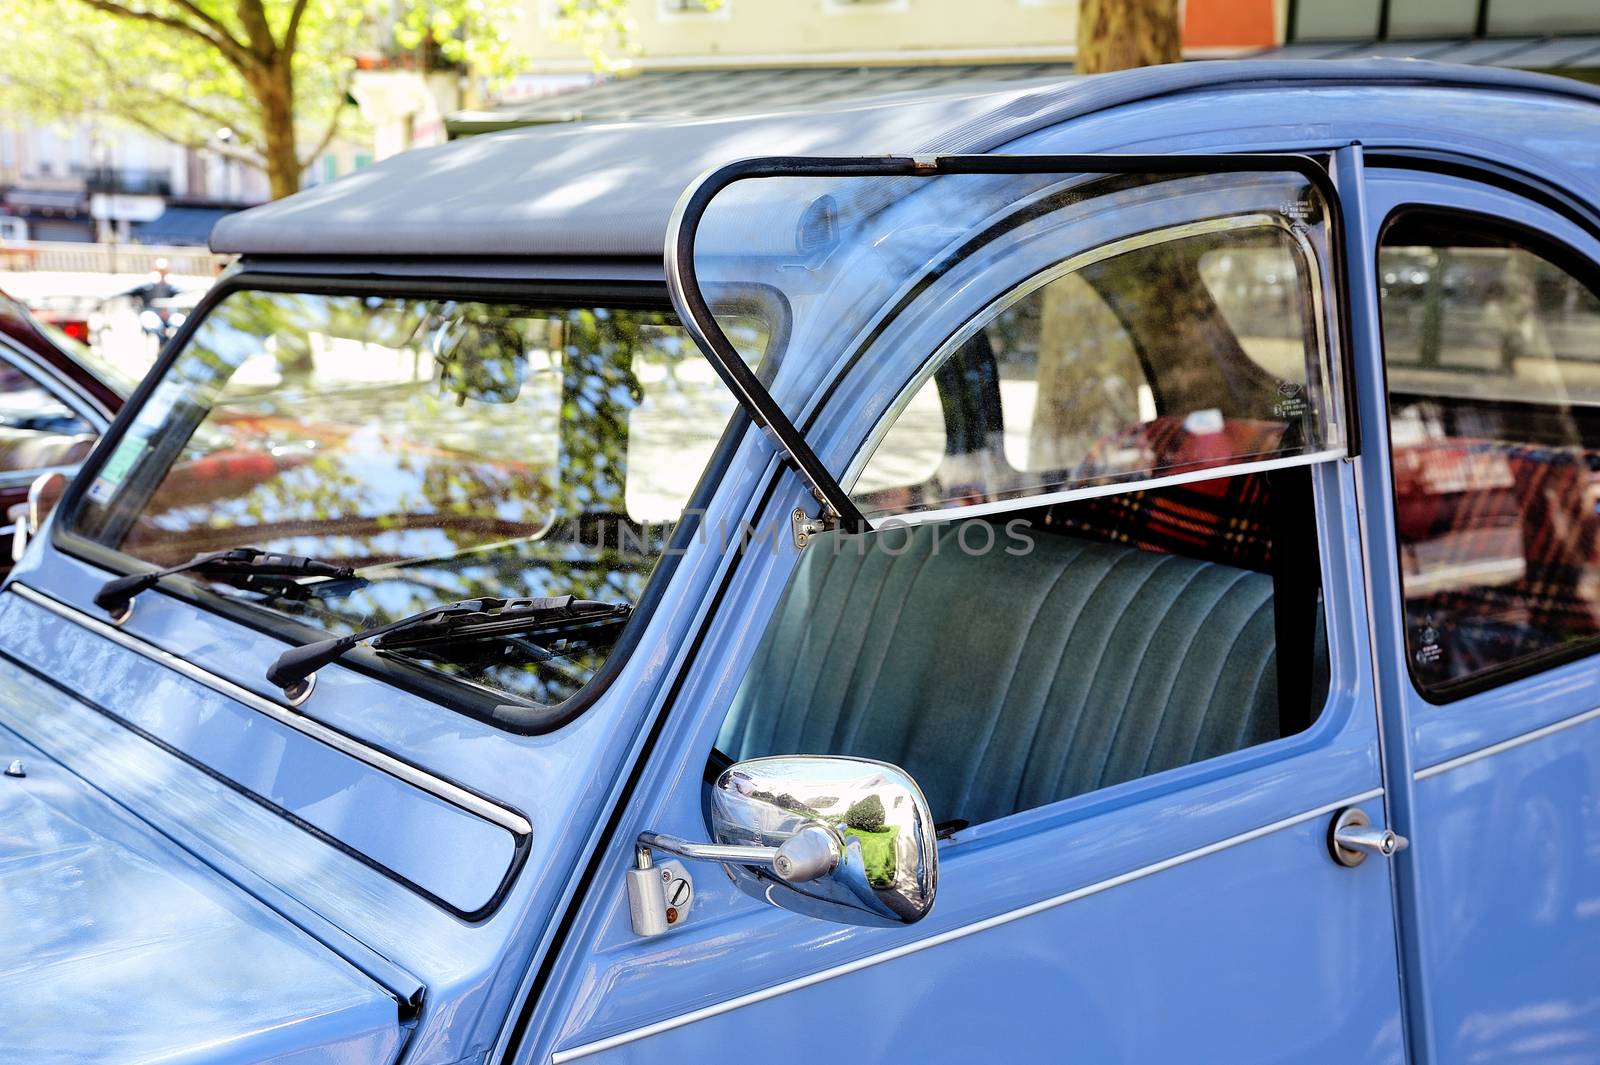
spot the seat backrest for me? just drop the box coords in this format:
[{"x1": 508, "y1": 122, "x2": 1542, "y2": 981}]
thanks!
[{"x1": 719, "y1": 524, "x2": 1281, "y2": 827}]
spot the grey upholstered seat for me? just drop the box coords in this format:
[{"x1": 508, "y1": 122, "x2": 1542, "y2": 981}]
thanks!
[{"x1": 718, "y1": 523, "x2": 1282, "y2": 826}]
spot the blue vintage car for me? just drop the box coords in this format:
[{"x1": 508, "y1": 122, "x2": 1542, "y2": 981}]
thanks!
[{"x1": 5, "y1": 58, "x2": 1600, "y2": 1063}]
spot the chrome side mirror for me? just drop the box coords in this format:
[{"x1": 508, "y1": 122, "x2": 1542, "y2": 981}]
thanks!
[
  {"x1": 10, "y1": 470, "x2": 67, "y2": 562},
  {"x1": 631, "y1": 755, "x2": 938, "y2": 935}
]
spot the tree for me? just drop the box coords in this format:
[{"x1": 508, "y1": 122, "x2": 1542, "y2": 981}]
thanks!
[
  {"x1": 1018, "y1": 0, "x2": 1183, "y2": 470},
  {"x1": 0, "y1": 0, "x2": 522, "y2": 199},
  {"x1": 1076, "y1": 0, "x2": 1181, "y2": 75},
  {"x1": 546, "y1": 0, "x2": 721, "y2": 73}
]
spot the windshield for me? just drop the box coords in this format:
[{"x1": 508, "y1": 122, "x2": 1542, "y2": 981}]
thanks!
[{"x1": 64, "y1": 289, "x2": 748, "y2": 712}]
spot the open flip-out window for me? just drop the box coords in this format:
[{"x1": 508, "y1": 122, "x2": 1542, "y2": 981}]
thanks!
[
  {"x1": 667, "y1": 155, "x2": 1352, "y2": 529},
  {"x1": 678, "y1": 156, "x2": 1352, "y2": 832}
]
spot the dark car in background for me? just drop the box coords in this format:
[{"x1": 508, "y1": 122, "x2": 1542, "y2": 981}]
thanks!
[{"x1": 0, "y1": 289, "x2": 137, "y2": 566}]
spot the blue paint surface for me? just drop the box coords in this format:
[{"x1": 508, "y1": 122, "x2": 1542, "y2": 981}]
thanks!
[
  {"x1": 0, "y1": 724, "x2": 403, "y2": 1063},
  {"x1": 2, "y1": 65, "x2": 1600, "y2": 1065}
]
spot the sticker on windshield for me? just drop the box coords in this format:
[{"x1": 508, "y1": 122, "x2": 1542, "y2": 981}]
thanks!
[{"x1": 85, "y1": 436, "x2": 149, "y2": 504}]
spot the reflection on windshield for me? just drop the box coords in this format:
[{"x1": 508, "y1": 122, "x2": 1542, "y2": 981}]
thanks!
[{"x1": 67, "y1": 291, "x2": 743, "y2": 710}]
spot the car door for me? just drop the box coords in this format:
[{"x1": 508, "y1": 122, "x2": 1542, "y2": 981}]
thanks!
[
  {"x1": 0, "y1": 337, "x2": 104, "y2": 561},
  {"x1": 516, "y1": 152, "x2": 1407, "y2": 1064},
  {"x1": 1360, "y1": 166, "x2": 1600, "y2": 1063}
]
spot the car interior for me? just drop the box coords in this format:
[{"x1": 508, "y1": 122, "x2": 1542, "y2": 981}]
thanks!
[{"x1": 712, "y1": 230, "x2": 1335, "y2": 830}]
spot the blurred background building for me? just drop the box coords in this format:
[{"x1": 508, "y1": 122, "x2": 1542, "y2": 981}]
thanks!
[
  {"x1": 447, "y1": 0, "x2": 1600, "y2": 135},
  {"x1": 2, "y1": 0, "x2": 1597, "y2": 248},
  {"x1": 0, "y1": 121, "x2": 267, "y2": 246}
]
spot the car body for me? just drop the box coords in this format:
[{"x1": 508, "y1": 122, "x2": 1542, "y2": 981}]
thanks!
[{"x1": 5, "y1": 58, "x2": 1600, "y2": 1064}]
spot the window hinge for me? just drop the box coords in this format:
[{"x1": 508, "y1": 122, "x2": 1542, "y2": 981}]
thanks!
[{"x1": 791, "y1": 505, "x2": 834, "y2": 550}]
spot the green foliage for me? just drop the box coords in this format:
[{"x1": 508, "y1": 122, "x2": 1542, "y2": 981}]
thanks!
[
  {"x1": 549, "y1": 0, "x2": 639, "y2": 73},
  {"x1": 548, "y1": 0, "x2": 722, "y2": 72},
  {"x1": 844, "y1": 793, "x2": 886, "y2": 832},
  {"x1": 842, "y1": 825, "x2": 896, "y2": 887},
  {"x1": 0, "y1": 0, "x2": 524, "y2": 197}
]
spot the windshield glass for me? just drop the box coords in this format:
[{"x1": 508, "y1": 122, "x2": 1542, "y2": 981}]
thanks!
[{"x1": 64, "y1": 289, "x2": 747, "y2": 711}]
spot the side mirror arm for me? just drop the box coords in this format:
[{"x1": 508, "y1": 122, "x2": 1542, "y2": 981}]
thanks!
[
  {"x1": 637, "y1": 827, "x2": 839, "y2": 883},
  {"x1": 627, "y1": 827, "x2": 840, "y2": 938}
]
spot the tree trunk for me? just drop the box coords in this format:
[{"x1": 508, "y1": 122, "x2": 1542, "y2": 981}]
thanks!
[
  {"x1": 252, "y1": 61, "x2": 301, "y2": 198},
  {"x1": 1077, "y1": 0, "x2": 1182, "y2": 75}
]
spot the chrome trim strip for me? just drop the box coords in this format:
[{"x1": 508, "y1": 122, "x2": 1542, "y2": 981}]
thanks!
[
  {"x1": 550, "y1": 786, "x2": 1383, "y2": 1062},
  {"x1": 7, "y1": 583, "x2": 532, "y2": 837},
  {"x1": 0, "y1": 462, "x2": 80, "y2": 492},
  {"x1": 1414, "y1": 704, "x2": 1600, "y2": 782},
  {"x1": 867, "y1": 449, "x2": 1346, "y2": 530}
]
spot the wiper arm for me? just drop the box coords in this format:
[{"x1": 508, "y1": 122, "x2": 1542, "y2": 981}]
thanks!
[
  {"x1": 94, "y1": 547, "x2": 355, "y2": 618},
  {"x1": 265, "y1": 594, "x2": 631, "y2": 695}
]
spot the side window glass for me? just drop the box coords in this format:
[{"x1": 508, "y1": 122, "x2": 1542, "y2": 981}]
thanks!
[
  {"x1": 851, "y1": 223, "x2": 1324, "y2": 520},
  {"x1": 1380, "y1": 211, "x2": 1600, "y2": 694},
  {"x1": 0, "y1": 354, "x2": 96, "y2": 477},
  {"x1": 716, "y1": 219, "x2": 1336, "y2": 832}
]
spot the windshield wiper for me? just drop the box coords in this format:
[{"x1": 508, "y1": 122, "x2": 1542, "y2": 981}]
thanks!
[
  {"x1": 94, "y1": 547, "x2": 355, "y2": 617},
  {"x1": 265, "y1": 594, "x2": 631, "y2": 695}
]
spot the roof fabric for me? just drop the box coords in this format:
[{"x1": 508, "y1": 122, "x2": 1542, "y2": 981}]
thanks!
[{"x1": 212, "y1": 59, "x2": 1600, "y2": 261}]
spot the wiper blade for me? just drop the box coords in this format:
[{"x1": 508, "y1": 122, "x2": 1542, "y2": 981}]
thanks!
[
  {"x1": 94, "y1": 547, "x2": 355, "y2": 617},
  {"x1": 265, "y1": 594, "x2": 631, "y2": 695}
]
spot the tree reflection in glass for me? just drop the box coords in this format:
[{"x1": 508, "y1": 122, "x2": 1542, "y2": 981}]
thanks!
[{"x1": 68, "y1": 290, "x2": 747, "y2": 710}]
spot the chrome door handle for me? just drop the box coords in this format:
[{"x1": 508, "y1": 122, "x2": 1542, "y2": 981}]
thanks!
[{"x1": 1328, "y1": 806, "x2": 1408, "y2": 867}]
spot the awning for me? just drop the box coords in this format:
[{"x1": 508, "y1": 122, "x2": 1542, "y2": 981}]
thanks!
[
  {"x1": 447, "y1": 62, "x2": 1075, "y2": 135},
  {"x1": 446, "y1": 37, "x2": 1600, "y2": 137},
  {"x1": 3, "y1": 188, "x2": 88, "y2": 214},
  {"x1": 1252, "y1": 35, "x2": 1600, "y2": 68},
  {"x1": 130, "y1": 206, "x2": 239, "y2": 247}
]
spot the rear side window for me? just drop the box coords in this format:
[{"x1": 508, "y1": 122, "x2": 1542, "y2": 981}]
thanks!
[{"x1": 1380, "y1": 211, "x2": 1600, "y2": 695}]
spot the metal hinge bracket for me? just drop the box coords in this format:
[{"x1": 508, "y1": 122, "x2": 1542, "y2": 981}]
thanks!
[
  {"x1": 626, "y1": 848, "x2": 696, "y2": 937},
  {"x1": 791, "y1": 506, "x2": 835, "y2": 550}
]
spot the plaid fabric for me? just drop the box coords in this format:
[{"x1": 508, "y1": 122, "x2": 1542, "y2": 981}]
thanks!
[
  {"x1": 1073, "y1": 415, "x2": 1291, "y2": 484},
  {"x1": 1041, "y1": 472, "x2": 1276, "y2": 573},
  {"x1": 1394, "y1": 437, "x2": 1600, "y2": 688},
  {"x1": 1038, "y1": 416, "x2": 1289, "y2": 573}
]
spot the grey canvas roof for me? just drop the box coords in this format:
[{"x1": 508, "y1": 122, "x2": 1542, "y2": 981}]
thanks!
[{"x1": 212, "y1": 58, "x2": 1600, "y2": 262}]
